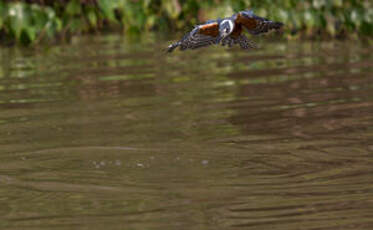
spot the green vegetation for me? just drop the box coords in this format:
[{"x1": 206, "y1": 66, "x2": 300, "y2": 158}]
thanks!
[{"x1": 0, "y1": 0, "x2": 372, "y2": 45}]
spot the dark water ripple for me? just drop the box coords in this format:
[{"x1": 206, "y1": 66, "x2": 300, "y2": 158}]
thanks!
[{"x1": 0, "y1": 35, "x2": 373, "y2": 230}]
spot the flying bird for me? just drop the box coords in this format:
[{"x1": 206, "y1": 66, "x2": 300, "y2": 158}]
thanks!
[{"x1": 167, "y1": 10, "x2": 283, "y2": 52}]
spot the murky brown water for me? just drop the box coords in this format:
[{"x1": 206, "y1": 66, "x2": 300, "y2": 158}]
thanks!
[{"x1": 1, "y1": 34, "x2": 373, "y2": 230}]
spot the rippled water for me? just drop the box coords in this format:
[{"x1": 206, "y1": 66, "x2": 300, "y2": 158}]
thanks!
[{"x1": 1, "y1": 34, "x2": 373, "y2": 230}]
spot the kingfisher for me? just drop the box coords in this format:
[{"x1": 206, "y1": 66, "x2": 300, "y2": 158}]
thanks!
[{"x1": 167, "y1": 10, "x2": 283, "y2": 52}]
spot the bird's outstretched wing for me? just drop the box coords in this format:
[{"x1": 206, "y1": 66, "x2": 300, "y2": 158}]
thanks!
[
  {"x1": 167, "y1": 21, "x2": 219, "y2": 52},
  {"x1": 236, "y1": 10, "x2": 283, "y2": 35}
]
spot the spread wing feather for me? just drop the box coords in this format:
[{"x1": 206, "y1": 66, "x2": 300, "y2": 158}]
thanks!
[
  {"x1": 249, "y1": 19, "x2": 283, "y2": 35},
  {"x1": 180, "y1": 33, "x2": 217, "y2": 50},
  {"x1": 167, "y1": 22, "x2": 219, "y2": 52},
  {"x1": 238, "y1": 11, "x2": 283, "y2": 35}
]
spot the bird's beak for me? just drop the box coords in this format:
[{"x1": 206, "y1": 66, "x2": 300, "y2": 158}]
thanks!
[
  {"x1": 215, "y1": 33, "x2": 226, "y2": 44},
  {"x1": 215, "y1": 36, "x2": 223, "y2": 44}
]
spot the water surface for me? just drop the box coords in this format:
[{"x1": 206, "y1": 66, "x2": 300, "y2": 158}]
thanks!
[{"x1": 1, "y1": 35, "x2": 373, "y2": 230}]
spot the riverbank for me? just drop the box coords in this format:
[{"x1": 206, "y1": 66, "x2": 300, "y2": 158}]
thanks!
[{"x1": 0, "y1": 0, "x2": 372, "y2": 45}]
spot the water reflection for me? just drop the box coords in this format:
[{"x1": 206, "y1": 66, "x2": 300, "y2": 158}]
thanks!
[{"x1": 0, "y1": 35, "x2": 373, "y2": 230}]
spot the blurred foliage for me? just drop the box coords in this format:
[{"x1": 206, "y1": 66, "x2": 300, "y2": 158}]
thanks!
[{"x1": 0, "y1": 0, "x2": 372, "y2": 45}]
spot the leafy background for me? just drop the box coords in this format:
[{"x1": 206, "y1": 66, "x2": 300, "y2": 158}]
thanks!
[{"x1": 0, "y1": 0, "x2": 372, "y2": 45}]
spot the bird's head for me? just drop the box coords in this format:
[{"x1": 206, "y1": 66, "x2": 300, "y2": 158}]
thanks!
[{"x1": 217, "y1": 19, "x2": 234, "y2": 43}]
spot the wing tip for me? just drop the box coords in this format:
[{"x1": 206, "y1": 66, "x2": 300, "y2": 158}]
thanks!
[
  {"x1": 239, "y1": 9, "x2": 284, "y2": 29},
  {"x1": 273, "y1": 22, "x2": 284, "y2": 30},
  {"x1": 166, "y1": 42, "x2": 180, "y2": 53}
]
